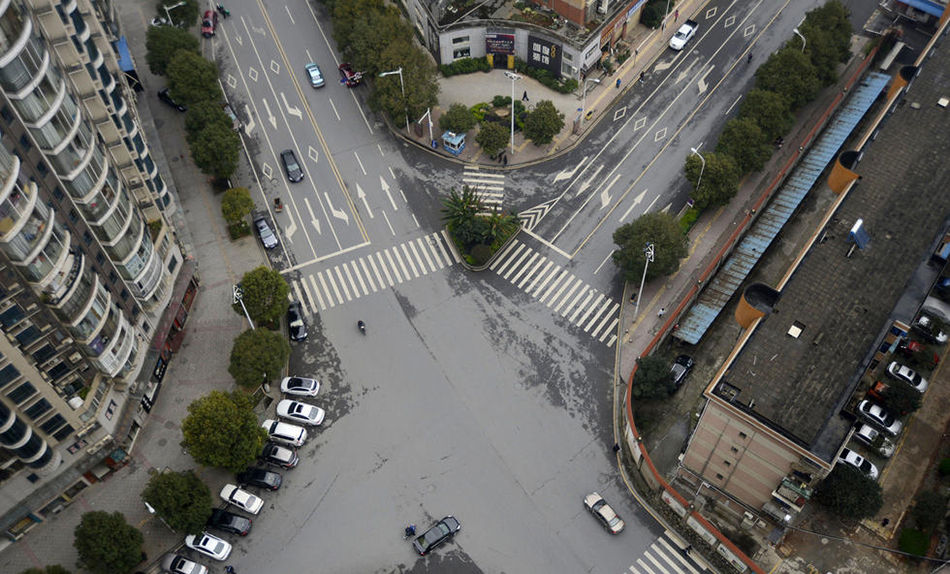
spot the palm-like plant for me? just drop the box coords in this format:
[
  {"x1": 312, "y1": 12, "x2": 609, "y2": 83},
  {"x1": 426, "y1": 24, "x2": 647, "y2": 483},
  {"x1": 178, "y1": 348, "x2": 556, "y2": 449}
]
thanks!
[
  {"x1": 441, "y1": 186, "x2": 482, "y2": 230},
  {"x1": 485, "y1": 211, "x2": 520, "y2": 246}
]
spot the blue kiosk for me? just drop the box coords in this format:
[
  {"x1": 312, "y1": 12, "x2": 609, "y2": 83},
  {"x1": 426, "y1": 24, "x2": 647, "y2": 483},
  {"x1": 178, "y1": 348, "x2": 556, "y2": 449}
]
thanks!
[{"x1": 442, "y1": 131, "x2": 466, "y2": 156}]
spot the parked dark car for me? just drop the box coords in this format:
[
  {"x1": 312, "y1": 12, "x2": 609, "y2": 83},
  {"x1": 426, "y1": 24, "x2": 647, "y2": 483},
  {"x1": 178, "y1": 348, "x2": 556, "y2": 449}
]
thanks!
[
  {"x1": 287, "y1": 301, "x2": 308, "y2": 341},
  {"x1": 670, "y1": 354, "x2": 694, "y2": 388},
  {"x1": 206, "y1": 508, "x2": 252, "y2": 536},
  {"x1": 237, "y1": 467, "x2": 282, "y2": 491},
  {"x1": 935, "y1": 277, "x2": 950, "y2": 300},
  {"x1": 157, "y1": 88, "x2": 186, "y2": 112},
  {"x1": 412, "y1": 516, "x2": 461, "y2": 556},
  {"x1": 280, "y1": 149, "x2": 304, "y2": 183}
]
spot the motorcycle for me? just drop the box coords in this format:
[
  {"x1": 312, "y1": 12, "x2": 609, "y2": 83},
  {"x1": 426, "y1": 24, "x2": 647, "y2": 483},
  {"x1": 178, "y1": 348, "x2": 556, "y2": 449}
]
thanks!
[
  {"x1": 216, "y1": 4, "x2": 230, "y2": 18},
  {"x1": 357, "y1": 320, "x2": 366, "y2": 335}
]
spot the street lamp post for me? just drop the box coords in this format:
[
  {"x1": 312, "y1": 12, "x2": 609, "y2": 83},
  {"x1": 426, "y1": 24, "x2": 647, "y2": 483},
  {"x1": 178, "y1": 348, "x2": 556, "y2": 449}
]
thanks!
[
  {"x1": 663, "y1": 0, "x2": 672, "y2": 30},
  {"x1": 581, "y1": 78, "x2": 601, "y2": 129},
  {"x1": 379, "y1": 67, "x2": 410, "y2": 135},
  {"x1": 505, "y1": 71, "x2": 521, "y2": 155},
  {"x1": 690, "y1": 147, "x2": 706, "y2": 192},
  {"x1": 792, "y1": 28, "x2": 806, "y2": 52},
  {"x1": 233, "y1": 285, "x2": 255, "y2": 330},
  {"x1": 163, "y1": 1, "x2": 186, "y2": 26},
  {"x1": 634, "y1": 243, "x2": 654, "y2": 319}
]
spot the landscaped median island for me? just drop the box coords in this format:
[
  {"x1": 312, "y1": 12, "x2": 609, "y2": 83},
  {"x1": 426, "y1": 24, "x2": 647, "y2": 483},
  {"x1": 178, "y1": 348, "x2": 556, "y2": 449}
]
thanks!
[{"x1": 442, "y1": 186, "x2": 520, "y2": 269}]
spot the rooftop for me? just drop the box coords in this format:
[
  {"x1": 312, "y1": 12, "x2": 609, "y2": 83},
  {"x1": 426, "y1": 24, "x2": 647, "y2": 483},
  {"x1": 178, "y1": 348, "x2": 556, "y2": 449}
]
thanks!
[{"x1": 713, "y1": 46, "x2": 950, "y2": 460}]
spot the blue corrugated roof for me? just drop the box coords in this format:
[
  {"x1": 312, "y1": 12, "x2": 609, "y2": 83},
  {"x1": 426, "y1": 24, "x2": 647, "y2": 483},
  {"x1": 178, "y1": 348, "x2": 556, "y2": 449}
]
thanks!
[
  {"x1": 675, "y1": 72, "x2": 892, "y2": 345},
  {"x1": 897, "y1": 0, "x2": 945, "y2": 17},
  {"x1": 114, "y1": 36, "x2": 134, "y2": 72}
]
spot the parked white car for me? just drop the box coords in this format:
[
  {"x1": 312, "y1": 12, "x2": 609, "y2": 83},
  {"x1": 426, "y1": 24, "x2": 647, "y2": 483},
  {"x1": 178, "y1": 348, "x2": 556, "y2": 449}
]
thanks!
[
  {"x1": 838, "y1": 447, "x2": 879, "y2": 480},
  {"x1": 853, "y1": 423, "x2": 895, "y2": 458},
  {"x1": 220, "y1": 484, "x2": 264, "y2": 515},
  {"x1": 262, "y1": 418, "x2": 307, "y2": 447},
  {"x1": 184, "y1": 532, "x2": 231, "y2": 561},
  {"x1": 886, "y1": 361, "x2": 928, "y2": 393},
  {"x1": 857, "y1": 400, "x2": 903, "y2": 436},
  {"x1": 276, "y1": 399, "x2": 325, "y2": 426}
]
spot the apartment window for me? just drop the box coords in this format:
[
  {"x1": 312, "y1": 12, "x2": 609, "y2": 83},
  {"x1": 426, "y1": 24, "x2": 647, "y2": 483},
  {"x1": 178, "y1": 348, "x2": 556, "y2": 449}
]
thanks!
[
  {"x1": 24, "y1": 398, "x2": 52, "y2": 420},
  {"x1": 715, "y1": 473, "x2": 724, "y2": 480},
  {"x1": 0, "y1": 106, "x2": 12, "y2": 121},
  {"x1": 36, "y1": 161, "x2": 48, "y2": 176},
  {"x1": 69, "y1": 209, "x2": 79, "y2": 223},
  {"x1": 32, "y1": 345, "x2": 56, "y2": 364},
  {"x1": 26, "y1": 473, "x2": 40, "y2": 483},
  {"x1": 16, "y1": 326, "x2": 42, "y2": 347},
  {"x1": 723, "y1": 460, "x2": 731, "y2": 467},
  {"x1": 120, "y1": 289, "x2": 129, "y2": 301},
  {"x1": 453, "y1": 47, "x2": 471, "y2": 59},
  {"x1": 7, "y1": 381, "x2": 35, "y2": 404},
  {"x1": 53, "y1": 424, "x2": 75, "y2": 441},
  {"x1": 48, "y1": 362, "x2": 69, "y2": 380},
  {"x1": 108, "y1": 272, "x2": 118, "y2": 284},
  {"x1": 132, "y1": 307, "x2": 140, "y2": 318},
  {"x1": 168, "y1": 257, "x2": 178, "y2": 273},
  {"x1": 452, "y1": 36, "x2": 470, "y2": 44},
  {"x1": 83, "y1": 231, "x2": 93, "y2": 245},
  {"x1": 738, "y1": 431, "x2": 748, "y2": 439},
  {"x1": 18, "y1": 135, "x2": 32, "y2": 150},
  {"x1": 40, "y1": 414, "x2": 67, "y2": 435},
  {"x1": 53, "y1": 187, "x2": 65, "y2": 200},
  {"x1": 0, "y1": 305, "x2": 25, "y2": 327},
  {"x1": 95, "y1": 253, "x2": 105, "y2": 265},
  {"x1": 730, "y1": 446, "x2": 739, "y2": 453},
  {"x1": 0, "y1": 363, "x2": 20, "y2": 386}
]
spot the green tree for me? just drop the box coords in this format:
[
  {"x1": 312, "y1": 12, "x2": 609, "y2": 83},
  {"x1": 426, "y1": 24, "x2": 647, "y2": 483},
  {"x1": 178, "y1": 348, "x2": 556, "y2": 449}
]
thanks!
[
  {"x1": 632, "y1": 355, "x2": 674, "y2": 399},
  {"x1": 20, "y1": 567, "x2": 72, "y2": 574},
  {"x1": 441, "y1": 186, "x2": 481, "y2": 230},
  {"x1": 167, "y1": 51, "x2": 221, "y2": 106},
  {"x1": 221, "y1": 187, "x2": 254, "y2": 226},
  {"x1": 798, "y1": 1, "x2": 852, "y2": 86},
  {"x1": 685, "y1": 152, "x2": 739, "y2": 209},
  {"x1": 190, "y1": 123, "x2": 241, "y2": 179},
  {"x1": 181, "y1": 391, "x2": 267, "y2": 471},
  {"x1": 523, "y1": 100, "x2": 564, "y2": 145},
  {"x1": 237, "y1": 266, "x2": 289, "y2": 325},
  {"x1": 348, "y1": 7, "x2": 413, "y2": 77},
  {"x1": 814, "y1": 464, "x2": 883, "y2": 520},
  {"x1": 716, "y1": 118, "x2": 771, "y2": 174},
  {"x1": 228, "y1": 329, "x2": 290, "y2": 389},
  {"x1": 155, "y1": 0, "x2": 200, "y2": 29},
  {"x1": 144, "y1": 26, "x2": 199, "y2": 76},
  {"x1": 738, "y1": 89, "x2": 793, "y2": 140},
  {"x1": 331, "y1": 0, "x2": 388, "y2": 56},
  {"x1": 73, "y1": 511, "x2": 143, "y2": 574},
  {"x1": 476, "y1": 122, "x2": 510, "y2": 157},
  {"x1": 371, "y1": 38, "x2": 440, "y2": 122},
  {"x1": 754, "y1": 47, "x2": 820, "y2": 111},
  {"x1": 612, "y1": 212, "x2": 688, "y2": 283},
  {"x1": 484, "y1": 212, "x2": 520, "y2": 247},
  {"x1": 439, "y1": 103, "x2": 477, "y2": 134},
  {"x1": 910, "y1": 491, "x2": 946, "y2": 534},
  {"x1": 185, "y1": 101, "x2": 232, "y2": 141},
  {"x1": 881, "y1": 381, "x2": 921, "y2": 415},
  {"x1": 142, "y1": 470, "x2": 212, "y2": 535}
]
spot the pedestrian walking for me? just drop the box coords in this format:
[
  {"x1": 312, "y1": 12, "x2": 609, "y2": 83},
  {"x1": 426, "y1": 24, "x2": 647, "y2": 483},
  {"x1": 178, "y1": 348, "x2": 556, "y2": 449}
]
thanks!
[
  {"x1": 657, "y1": 307, "x2": 666, "y2": 318},
  {"x1": 674, "y1": 9, "x2": 679, "y2": 21},
  {"x1": 503, "y1": 155, "x2": 508, "y2": 166},
  {"x1": 522, "y1": 90, "x2": 529, "y2": 102},
  {"x1": 639, "y1": 71, "x2": 645, "y2": 82},
  {"x1": 224, "y1": 566, "x2": 236, "y2": 574}
]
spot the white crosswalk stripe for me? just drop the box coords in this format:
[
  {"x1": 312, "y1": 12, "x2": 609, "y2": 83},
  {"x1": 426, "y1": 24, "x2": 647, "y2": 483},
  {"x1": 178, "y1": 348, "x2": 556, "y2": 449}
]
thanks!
[
  {"x1": 462, "y1": 166, "x2": 505, "y2": 214},
  {"x1": 290, "y1": 232, "x2": 459, "y2": 315},
  {"x1": 622, "y1": 532, "x2": 708, "y2": 574},
  {"x1": 488, "y1": 239, "x2": 621, "y2": 347}
]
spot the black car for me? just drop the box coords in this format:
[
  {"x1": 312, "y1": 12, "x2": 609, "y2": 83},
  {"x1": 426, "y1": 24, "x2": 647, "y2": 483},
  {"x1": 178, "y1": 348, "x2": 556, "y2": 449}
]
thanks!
[
  {"x1": 287, "y1": 301, "x2": 308, "y2": 341},
  {"x1": 670, "y1": 354, "x2": 694, "y2": 388},
  {"x1": 237, "y1": 467, "x2": 282, "y2": 491},
  {"x1": 280, "y1": 149, "x2": 303, "y2": 183},
  {"x1": 412, "y1": 516, "x2": 461, "y2": 556},
  {"x1": 157, "y1": 88, "x2": 186, "y2": 112},
  {"x1": 206, "y1": 508, "x2": 252, "y2": 536}
]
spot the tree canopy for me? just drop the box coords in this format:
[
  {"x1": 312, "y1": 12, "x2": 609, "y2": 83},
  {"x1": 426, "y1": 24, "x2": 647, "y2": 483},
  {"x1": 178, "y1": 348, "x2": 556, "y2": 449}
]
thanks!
[
  {"x1": 73, "y1": 511, "x2": 143, "y2": 574},
  {"x1": 632, "y1": 355, "x2": 674, "y2": 399},
  {"x1": 439, "y1": 103, "x2": 477, "y2": 134},
  {"x1": 754, "y1": 47, "x2": 820, "y2": 111},
  {"x1": 167, "y1": 50, "x2": 221, "y2": 106},
  {"x1": 145, "y1": 26, "x2": 199, "y2": 76},
  {"x1": 814, "y1": 464, "x2": 883, "y2": 520},
  {"x1": 612, "y1": 212, "x2": 688, "y2": 283},
  {"x1": 190, "y1": 123, "x2": 241, "y2": 179},
  {"x1": 221, "y1": 187, "x2": 255, "y2": 226},
  {"x1": 370, "y1": 37, "x2": 440, "y2": 122},
  {"x1": 476, "y1": 122, "x2": 510, "y2": 157},
  {"x1": 141, "y1": 469, "x2": 213, "y2": 535},
  {"x1": 880, "y1": 381, "x2": 921, "y2": 415},
  {"x1": 798, "y1": 1, "x2": 853, "y2": 86},
  {"x1": 685, "y1": 152, "x2": 740, "y2": 209},
  {"x1": 237, "y1": 266, "x2": 289, "y2": 325},
  {"x1": 20, "y1": 567, "x2": 72, "y2": 574},
  {"x1": 524, "y1": 100, "x2": 564, "y2": 145},
  {"x1": 181, "y1": 391, "x2": 267, "y2": 472},
  {"x1": 716, "y1": 118, "x2": 771, "y2": 174},
  {"x1": 185, "y1": 101, "x2": 232, "y2": 139},
  {"x1": 738, "y1": 89, "x2": 793, "y2": 141},
  {"x1": 228, "y1": 328, "x2": 290, "y2": 389},
  {"x1": 158, "y1": 0, "x2": 200, "y2": 29}
]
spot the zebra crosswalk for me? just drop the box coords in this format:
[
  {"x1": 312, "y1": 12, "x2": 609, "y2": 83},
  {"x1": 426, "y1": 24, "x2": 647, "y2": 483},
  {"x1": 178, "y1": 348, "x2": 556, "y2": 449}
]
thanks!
[
  {"x1": 462, "y1": 166, "x2": 505, "y2": 213},
  {"x1": 289, "y1": 231, "x2": 460, "y2": 315},
  {"x1": 624, "y1": 531, "x2": 709, "y2": 574},
  {"x1": 490, "y1": 239, "x2": 620, "y2": 347}
]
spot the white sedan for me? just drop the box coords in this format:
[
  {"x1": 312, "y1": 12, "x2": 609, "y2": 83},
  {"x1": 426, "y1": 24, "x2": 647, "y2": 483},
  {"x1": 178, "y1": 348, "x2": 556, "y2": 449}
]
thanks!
[
  {"x1": 220, "y1": 484, "x2": 263, "y2": 515},
  {"x1": 886, "y1": 361, "x2": 928, "y2": 393},
  {"x1": 280, "y1": 376, "x2": 320, "y2": 397},
  {"x1": 276, "y1": 399, "x2": 325, "y2": 426},
  {"x1": 838, "y1": 447, "x2": 879, "y2": 480},
  {"x1": 184, "y1": 532, "x2": 231, "y2": 561}
]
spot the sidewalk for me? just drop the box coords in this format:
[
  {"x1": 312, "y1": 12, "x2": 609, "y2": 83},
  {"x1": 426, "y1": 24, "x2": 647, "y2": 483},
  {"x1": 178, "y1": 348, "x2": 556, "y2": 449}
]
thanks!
[
  {"x1": 0, "y1": 2, "x2": 266, "y2": 572},
  {"x1": 429, "y1": 0, "x2": 703, "y2": 167}
]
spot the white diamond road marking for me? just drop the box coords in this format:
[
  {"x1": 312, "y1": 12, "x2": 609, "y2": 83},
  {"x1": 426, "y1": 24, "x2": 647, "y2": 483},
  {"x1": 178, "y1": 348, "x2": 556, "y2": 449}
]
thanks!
[
  {"x1": 489, "y1": 239, "x2": 620, "y2": 347},
  {"x1": 291, "y1": 232, "x2": 457, "y2": 315}
]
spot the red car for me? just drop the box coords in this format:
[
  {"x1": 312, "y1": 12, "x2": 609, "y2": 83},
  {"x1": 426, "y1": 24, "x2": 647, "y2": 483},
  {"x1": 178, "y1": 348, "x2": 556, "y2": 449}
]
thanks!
[
  {"x1": 338, "y1": 63, "x2": 361, "y2": 87},
  {"x1": 201, "y1": 10, "x2": 217, "y2": 38}
]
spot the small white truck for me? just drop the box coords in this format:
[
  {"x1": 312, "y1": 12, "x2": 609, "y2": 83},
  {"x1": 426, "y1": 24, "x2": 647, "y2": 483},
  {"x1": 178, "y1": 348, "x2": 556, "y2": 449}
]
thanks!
[{"x1": 669, "y1": 19, "x2": 698, "y2": 51}]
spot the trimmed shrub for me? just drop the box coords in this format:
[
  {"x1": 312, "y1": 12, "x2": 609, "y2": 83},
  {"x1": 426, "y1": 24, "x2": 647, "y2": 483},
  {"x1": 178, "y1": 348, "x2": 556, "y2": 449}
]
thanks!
[
  {"x1": 440, "y1": 57, "x2": 491, "y2": 77},
  {"x1": 492, "y1": 95, "x2": 512, "y2": 108},
  {"x1": 898, "y1": 528, "x2": 928, "y2": 557},
  {"x1": 679, "y1": 206, "x2": 701, "y2": 233},
  {"x1": 513, "y1": 59, "x2": 578, "y2": 93},
  {"x1": 939, "y1": 458, "x2": 950, "y2": 476}
]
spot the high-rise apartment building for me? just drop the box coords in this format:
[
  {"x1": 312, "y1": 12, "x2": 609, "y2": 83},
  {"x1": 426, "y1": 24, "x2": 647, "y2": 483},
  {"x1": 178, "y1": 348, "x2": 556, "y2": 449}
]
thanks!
[{"x1": 0, "y1": 0, "x2": 191, "y2": 541}]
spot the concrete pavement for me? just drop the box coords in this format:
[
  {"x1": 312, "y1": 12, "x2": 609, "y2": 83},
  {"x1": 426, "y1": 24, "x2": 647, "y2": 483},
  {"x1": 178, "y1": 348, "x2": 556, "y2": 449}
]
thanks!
[{"x1": 0, "y1": 1, "x2": 266, "y2": 572}]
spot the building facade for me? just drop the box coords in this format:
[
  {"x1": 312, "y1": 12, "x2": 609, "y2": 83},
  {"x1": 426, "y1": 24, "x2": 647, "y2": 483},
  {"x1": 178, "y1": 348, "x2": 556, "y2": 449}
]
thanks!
[{"x1": 0, "y1": 0, "x2": 188, "y2": 541}]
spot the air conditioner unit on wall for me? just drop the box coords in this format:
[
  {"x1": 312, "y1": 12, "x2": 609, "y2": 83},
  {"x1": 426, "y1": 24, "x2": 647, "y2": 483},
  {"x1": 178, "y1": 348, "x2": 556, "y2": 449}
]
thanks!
[{"x1": 598, "y1": 0, "x2": 609, "y2": 15}]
